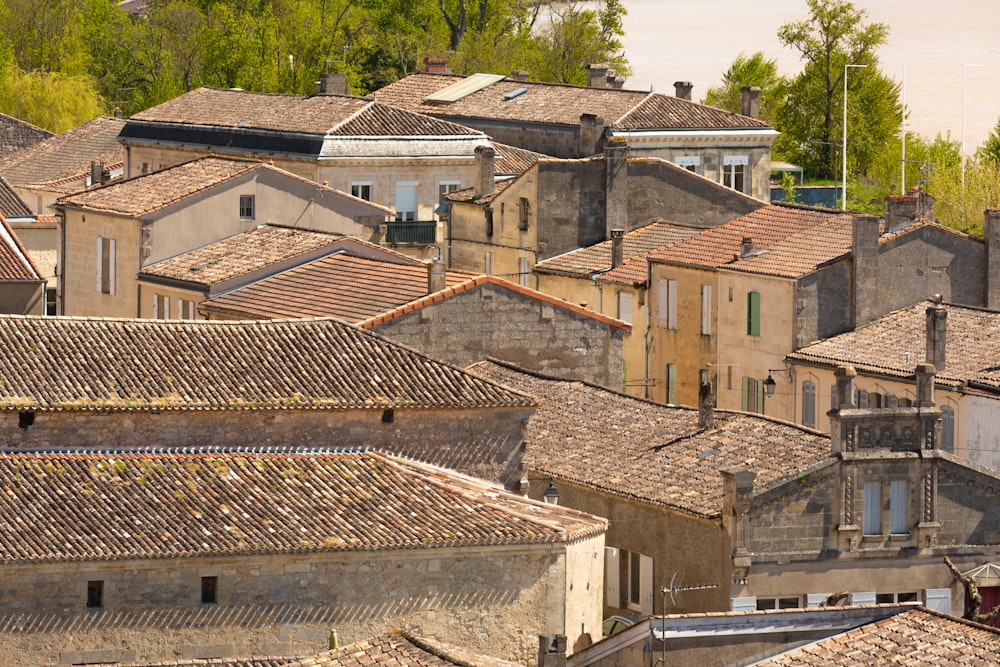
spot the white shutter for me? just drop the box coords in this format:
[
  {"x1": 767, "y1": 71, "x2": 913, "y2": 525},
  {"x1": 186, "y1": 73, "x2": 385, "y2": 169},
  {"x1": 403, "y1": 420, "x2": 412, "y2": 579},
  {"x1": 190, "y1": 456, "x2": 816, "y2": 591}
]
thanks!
[
  {"x1": 849, "y1": 591, "x2": 876, "y2": 605},
  {"x1": 604, "y1": 547, "x2": 620, "y2": 609},
  {"x1": 639, "y1": 554, "x2": 653, "y2": 615},
  {"x1": 618, "y1": 292, "x2": 633, "y2": 325},
  {"x1": 108, "y1": 239, "x2": 116, "y2": 296},
  {"x1": 863, "y1": 482, "x2": 881, "y2": 535},
  {"x1": 667, "y1": 279, "x2": 678, "y2": 330},
  {"x1": 657, "y1": 279, "x2": 669, "y2": 327},
  {"x1": 177, "y1": 300, "x2": 184, "y2": 319},
  {"x1": 731, "y1": 596, "x2": 757, "y2": 611},
  {"x1": 701, "y1": 285, "x2": 712, "y2": 335},
  {"x1": 96, "y1": 237, "x2": 103, "y2": 292},
  {"x1": 890, "y1": 480, "x2": 908, "y2": 533},
  {"x1": 924, "y1": 588, "x2": 952, "y2": 614},
  {"x1": 162, "y1": 295, "x2": 169, "y2": 319},
  {"x1": 806, "y1": 593, "x2": 831, "y2": 608},
  {"x1": 152, "y1": 294, "x2": 159, "y2": 319},
  {"x1": 394, "y1": 182, "x2": 418, "y2": 221}
]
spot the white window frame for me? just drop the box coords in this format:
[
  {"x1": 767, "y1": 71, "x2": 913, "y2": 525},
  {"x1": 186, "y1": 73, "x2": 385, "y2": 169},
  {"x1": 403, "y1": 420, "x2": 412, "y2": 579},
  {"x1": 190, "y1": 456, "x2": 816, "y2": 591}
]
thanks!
[
  {"x1": 394, "y1": 181, "x2": 419, "y2": 222},
  {"x1": 722, "y1": 155, "x2": 748, "y2": 193},
  {"x1": 676, "y1": 155, "x2": 700, "y2": 171},
  {"x1": 239, "y1": 194, "x2": 255, "y2": 220},
  {"x1": 618, "y1": 291, "x2": 633, "y2": 325},
  {"x1": 604, "y1": 547, "x2": 620, "y2": 610},
  {"x1": 96, "y1": 236, "x2": 115, "y2": 296},
  {"x1": 438, "y1": 180, "x2": 460, "y2": 202},
  {"x1": 849, "y1": 591, "x2": 877, "y2": 605},
  {"x1": 624, "y1": 550, "x2": 653, "y2": 615},
  {"x1": 351, "y1": 181, "x2": 373, "y2": 201}
]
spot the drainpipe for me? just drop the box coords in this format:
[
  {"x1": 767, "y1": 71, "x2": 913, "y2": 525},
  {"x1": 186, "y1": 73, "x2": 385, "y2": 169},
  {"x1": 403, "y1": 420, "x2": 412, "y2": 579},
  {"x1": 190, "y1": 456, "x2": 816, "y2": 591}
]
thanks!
[{"x1": 643, "y1": 259, "x2": 653, "y2": 399}]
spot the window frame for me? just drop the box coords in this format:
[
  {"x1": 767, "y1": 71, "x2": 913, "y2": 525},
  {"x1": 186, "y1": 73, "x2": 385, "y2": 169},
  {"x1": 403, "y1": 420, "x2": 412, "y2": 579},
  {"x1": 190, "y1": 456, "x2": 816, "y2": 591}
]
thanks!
[
  {"x1": 722, "y1": 155, "x2": 749, "y2": 193},
  {"x1": 517, "y1": 197, "x2": 531, "y2": 231},
  {"x1": 97, "y1": 236, "x2": 115, "y2": 296},
  {"x1": 87, "y1": 580, "x2": 104, "y2": 608},
  {"x1": 676, "y1": 155, "x2": 700, "y2": 172},
  {"x1": 747, "y1": 291, "x2": 761, "y2": 336},
  {"x1": 518, "y1": 257, "x2": 529, "y2": 288},
  {"x1": 863, "y1": 481, "x2": 882, "y2": 535},
  {"x1": 802, "y1": 381, "x2": 817, "y2": 428},
  {"x1": 201, "y1": 576, "x2": 218, "y2": 604},
  {"x1": 941, "y1": 405, "x2": 956, "y2": 453},
  {"x1": 239, "y1": 194, "x2": 255, "y2": 220},
  {"x1": 394, "y1": 181, "x2": 419, "y2": 222},
  {"x1": 351, "y1": 181, "x2": 373, "y2": 201},
  {"x1": 618, "y1": 291, "x2": 633, "y2": 325}
]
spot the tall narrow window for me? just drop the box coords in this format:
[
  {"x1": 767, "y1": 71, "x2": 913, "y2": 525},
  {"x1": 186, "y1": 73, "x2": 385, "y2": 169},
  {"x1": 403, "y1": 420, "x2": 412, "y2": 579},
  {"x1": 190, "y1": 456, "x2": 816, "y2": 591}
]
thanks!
[
  {"x1": 941, "y1": 406, "x2": 956, "y2": 453},
  {"x1": 723, "y1": 155, "x2": 748, "y2": 193},
  {"x1": 742, "y1": 376, "x2": 763, "y2": 414},
  {"x1": 518, "y1": 197, "x2": 531, "y2": 231},
  {"x1": 87, "y1": 580, "x2": 104, "y2": 608},
  {"x1": 201, "y1": 576, "x2": 218, "y2": 604},
  {"x1": 666, "y1": 364, "x2": 677, "y2": 404},
  {"x1": 96, "y1": 236, "x2": 115, "y2": 295},
  {"x1": 701, "y1": 285, "x2": 712, "y2": 335},
  {"x1": 863, "y1": 481, "x2": 882, "y2": 534},
  {"x1": 239, "y1": 194, "x2": 255, "y2": 220},
  {"x1": 747, "y1": 291, "x2": 761, "y2": 336},
  {"x1": 890, "y1": 480, "x2": 908, "y2": 534},
  {"x1": 802, "y1": 381, "x2": 817, "y2": 428},
  {"x1": 518, "y1": 257, "x2": 529, "y2": 288},
  {"x1": 153, "y1": 293, "x2": 170, "y2": 320},
  {"x1": 484, "y1": 252, "x2": 494, "y2": 275},
  {"x1": 177, "y1": 299, "x2": 196, "y2": 320},
  {"x1": 394, "y1": 181, "x2": 418, "y2": 221},
  {"x1": 618, "y1": 291, "x2": 633, "y2": 325},
  {"x1": 657, "y1": 279, "x2": 678, "y2": 329}
]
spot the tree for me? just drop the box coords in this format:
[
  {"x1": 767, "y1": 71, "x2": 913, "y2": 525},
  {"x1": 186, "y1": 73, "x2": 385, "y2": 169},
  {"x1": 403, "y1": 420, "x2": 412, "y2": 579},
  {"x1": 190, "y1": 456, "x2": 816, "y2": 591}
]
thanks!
[
  {"x1": 944, "y1": 556, "x2": 1000, "y2": 624},
  {"x1": 703, "y1": 51, "x2": 787, "y2": 123},
  {"x1": 532, "y1": 0, "x2": 629, "y2": 86},
  {"x1": 776, "y1": 0, "x2": 900, "y2": 182},
  {"x1": 977, "y1": 116, "x2": 1000, "y2": 169}
]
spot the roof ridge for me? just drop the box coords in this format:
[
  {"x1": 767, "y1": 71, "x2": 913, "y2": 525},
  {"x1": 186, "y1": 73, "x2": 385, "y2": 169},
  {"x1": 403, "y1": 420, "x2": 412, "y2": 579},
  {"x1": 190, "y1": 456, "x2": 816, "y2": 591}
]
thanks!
[{"x1": 325, "y1": 97, "x2": 375, "y2": 134}]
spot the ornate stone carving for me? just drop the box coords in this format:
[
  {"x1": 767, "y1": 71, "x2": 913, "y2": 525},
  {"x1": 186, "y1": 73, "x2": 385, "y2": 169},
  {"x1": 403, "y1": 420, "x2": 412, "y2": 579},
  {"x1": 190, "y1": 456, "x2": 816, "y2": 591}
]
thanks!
[{"x1": 844, "y1": 472, "x2": 854, "y2": 525}]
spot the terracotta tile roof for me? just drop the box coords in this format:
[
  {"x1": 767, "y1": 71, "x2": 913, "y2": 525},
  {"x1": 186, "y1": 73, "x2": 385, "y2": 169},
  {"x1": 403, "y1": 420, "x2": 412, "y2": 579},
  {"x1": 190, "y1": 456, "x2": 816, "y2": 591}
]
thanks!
[
  {"x1": 0, "y1": 116, "x2": 124, "y2": 189},
  {"x1": 140, "y1": 225, "x2": 344, "y2": 286},
  {"x1": 130, "y1": 87, "x2": 483, "y2": 137},
  {"x1": 490, "y1": 140, "x2": 551, "y2": 175},
  {"x1": 372, "y1": 73, "x2": 770, "y2": 130},
  {"x1": 789, "y1": 301, "x2": 1000, "y2": 390},
  {"x1": 444, "y1": 176, "x2": 517, "y2": 204},
  {"x1": 0, "y1": 175, "x2": 32, "y2": 218},
  {"x1": 358, "y1": 275, "x2": 631, "y2": 333},
  {"x1": 202, "y1": 253, "x2": 477, "y2": 322},
  {"x1": 722, "y1": 214, "x2": 854, "y2": 278},
  {"x1": 0, "y1": 215, "x2": 42, "y2": 281},
  {"x1": 750, "y1": 607, "x2": 1000, "y2": 666},
  {"x1": 279, "y1": 633, "x2": 524, "y2": 667},
  {"x1": 534, "y1": 222, "x2": 703, "y2": 282},
  {"x1": 0, "y1": 449, "x2": 604, "y2": 563},
  {"x1": 648, "y1": 203, "x2": 852, "y2": 269},
  {"x1": 102, "y1": 658, "x2": 299, "y2": 667},
  {"x1": 0, "y1": 315, "x2": 535, "y2": 411},
  {"x1": 0, "y1": 111, "x2": 52, "y2": 159},
  {"x1": 470, "y1": 361, "x2": 830, "y2": 518}
]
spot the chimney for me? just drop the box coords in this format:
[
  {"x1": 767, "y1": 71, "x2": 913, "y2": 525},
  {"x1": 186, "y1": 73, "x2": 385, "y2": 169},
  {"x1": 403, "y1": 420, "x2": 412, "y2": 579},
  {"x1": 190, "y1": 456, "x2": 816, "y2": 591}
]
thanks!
[
  {"x1": 510, "y1": 70, "x2": 530, "y2": 82},
  {"x1": 474, "y1": 145, "x2": 495, "y2": 198},
  {"x1": 835, "y1": 365, "x2": 857, "y2": 410},
  {"x1": 90, "y1": 161, "x2": 102, "y2": 186},
  {"x1": 739, "y1": 236, "x2": 754, "y2": 259},
  {"x1": 698, "y1": 379, "x2": 714, "y2": 429},
  {"x1": 607, "y1": 73, "x2": 626, "y2": 89},
  {"x1": 985, "y1": 209, "x2": 1000, "y2": 309},
  {"x1": 586, "y1": 63, "x2": 610, "y2": 88},
  {"x1": 538, "y1": 635, "x2": 567, "y2": 667},
  {"x1": 884, "y1": 194, "x2": 919, "y2": 230},
  {"x1": 610, "y1": 229, "x2": 625, "y2": 269},
  {"x1": 579, "y1": 113, "x2": 606, "y2": 156},
  {"x1": 427, "y1": 259, "x2": 447, "y2": 294},
  {"x1": 604, "y1": 139, "x2": 628, "y2": 238},
  {"x1": 740, "y1": 85, "x2": 761, "y2": 118},
  {"x1": 113, "y1": 108, "x2": 123, "y2": 120},
  {"x1": 926, "y1": 296, "x2": 947, "y2": 371},
  {"x1": 915, "y1": 362, "x2": 936, "y2": 408},
  {"x1": 673, "y1": 81, "x2": 693, "y2": 100},
  {"x1": 424, "y1": 57, "x2": 451, "y2": 74},
  {"x1": 316, "y1": 73, "x2": 348, "y2": 95},
  {"x1": 852, "y1": 214, "x2": 880, "y2": 327},
  {"x1": 721, "y1": 467, "x2": 756, "y2": 556}
]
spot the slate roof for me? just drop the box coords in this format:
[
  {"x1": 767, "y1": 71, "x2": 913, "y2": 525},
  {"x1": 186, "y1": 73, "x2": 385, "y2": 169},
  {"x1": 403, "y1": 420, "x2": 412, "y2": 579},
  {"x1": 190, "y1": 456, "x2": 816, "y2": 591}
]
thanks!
[
  {"x1": 129, "y1": 87, "x2": 484, "y2": 138},
  {"x1": 534, "y1": 222, "x2": 703, "y2": 282},
  {"x1": 788, "y1": 302, "x2": 1000, "y2": 391},
  {"x1": 0, "y1": 116, "x2": 125, "y2": 190},
  {"x1": 749, "y1": 607, "x2": 1000, "y2": 666},
  {"x1": 648, "y1": 203, "x2": 852, "y2": 270},
  {"x1": 140, "y1": 225, "x2": 344, "y2": 287},
  {"x1": 0, "y1": 175, "x2": 32, "y2": 218},
  {"x1": 279, "y1": 633, "x2": 524, "y2": 667},
  {"x1": 202, "y1": 252, "x2": 477, "y2": 322},
  {"x1": 0, "y1": 111, "x2": 52, "y2": 159},
  {"x1": 0, "y1": 215, "x2": 42, "y2": 281},
  {"x1": 470, "y1": 361, "x2": 830, "y2": 518},
  {"x1": 372, "y1": 72, "x2": 771, "y2": 131},
  {"x1": 0, "y1": 315, "x2": 535, "y2": 411},
  {"x1": 0, "y1": 449, "x2": 604, "y2": 563}
]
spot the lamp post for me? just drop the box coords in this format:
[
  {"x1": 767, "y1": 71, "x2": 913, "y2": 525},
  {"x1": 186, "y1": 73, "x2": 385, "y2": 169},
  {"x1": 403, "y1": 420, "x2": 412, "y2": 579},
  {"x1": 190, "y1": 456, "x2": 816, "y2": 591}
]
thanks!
[
  {"x1": 962, "y1": 63, "x2": 983, "y2": 201},
  {"x1": 842, "y1": 64, "x2": 867, "y2": 211}
]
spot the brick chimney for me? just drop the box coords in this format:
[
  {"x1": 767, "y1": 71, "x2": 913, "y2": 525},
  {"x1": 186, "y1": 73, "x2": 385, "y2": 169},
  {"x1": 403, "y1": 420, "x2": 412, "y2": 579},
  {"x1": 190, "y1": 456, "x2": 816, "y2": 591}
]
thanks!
[
  {"x1": 985, "y1": 209, "x2": 1000, "y2": 309},
  {"x1": 610, "y1": 229, "x2": 624, "y2": 269},
  {"x1": 315, "y1": 73, "x2": 348, "y2": 95},
  {"x1": 852, "y1": 214, "x2": 880, "y2": 327},
  {"x1": 740, "y1": 85, "x2": 761, "y2": 118},
  {"x1": 926, "y1": 296, "x2": 947, "y2": 371},
  {"x1": 424, "y1": 57, "x2": 451, "y2": 74},
  {"x1": 474, "y1": 145, "x2": 495, "y2": 199},
  {"x1": 538, "y1": 635, "x2": 567, "y2": 667},
  {"x1": 579, "y1": 113, "x2": 606, "y2": 156},
  {"x1": 509, "y1": 70, "x2": 529, "y2": 82},
  {"x1": 427, "y1": 259, "x2": 446, "y2": 294},
  {"x1": 586, "y1": 63, "x2": 610, "y2": 88},
  {"x1": 674, "y1": 81, "x2": 693, "y2": 100},
  {"x1": 604, "y1": 139, "x2": 628, "y2": 238}
]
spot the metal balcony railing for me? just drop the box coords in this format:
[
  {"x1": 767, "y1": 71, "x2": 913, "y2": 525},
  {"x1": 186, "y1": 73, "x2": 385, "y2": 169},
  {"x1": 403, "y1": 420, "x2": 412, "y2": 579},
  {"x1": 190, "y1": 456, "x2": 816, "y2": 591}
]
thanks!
[{"x1": 384, "y1": 220, "x2": 437, "y2": 245}]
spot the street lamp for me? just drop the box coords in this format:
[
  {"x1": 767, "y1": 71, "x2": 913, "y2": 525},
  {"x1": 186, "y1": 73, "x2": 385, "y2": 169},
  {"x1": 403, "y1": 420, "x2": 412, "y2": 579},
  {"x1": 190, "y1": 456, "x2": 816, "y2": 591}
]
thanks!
[
  {"x1": 842, "y1": 64, "x2": 868, "y2": 211},
  {"x1": 962, "y1": 63, "x2": 983, "y2": 200}
]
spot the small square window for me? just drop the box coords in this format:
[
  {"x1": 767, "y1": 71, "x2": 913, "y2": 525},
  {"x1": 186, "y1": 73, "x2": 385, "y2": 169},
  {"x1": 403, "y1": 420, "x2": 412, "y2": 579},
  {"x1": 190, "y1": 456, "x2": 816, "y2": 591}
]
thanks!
[
  {"x1": 351, "y1": 182, "x2": 372, "y2": 201},
  {"x1": 201, "y1": 576, "x2": 218, "y2": 604},
  {"x1": 239, "y1": 195, "x2": 255, "y2": 220},
  {"x1": 87, "y1": 580, "x2": 104, "y2": 608}
]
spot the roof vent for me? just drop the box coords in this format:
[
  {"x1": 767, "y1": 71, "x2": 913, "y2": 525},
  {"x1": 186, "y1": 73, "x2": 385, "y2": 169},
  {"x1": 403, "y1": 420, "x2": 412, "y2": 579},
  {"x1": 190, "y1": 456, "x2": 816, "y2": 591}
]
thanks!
[{"x1": 504, "y1": 87, "x2": 528, "y2": 101}]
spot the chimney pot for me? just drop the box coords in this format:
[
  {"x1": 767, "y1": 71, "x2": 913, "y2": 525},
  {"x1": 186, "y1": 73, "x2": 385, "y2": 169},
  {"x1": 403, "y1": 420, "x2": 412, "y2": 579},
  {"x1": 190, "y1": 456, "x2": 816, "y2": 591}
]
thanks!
[
  {"x1": 474, "y1": 146, "x2": 496, "y2": 198},
  {"x1": 740, "y1": 236, "x2": 753, "y2": 258},
  {"x1": 317, "y1": 73, "x2": 348, "y2": 95},
  {"x1": 586, "y1": 63, "x2": 610, "y2": 88},
  {"x1": 698, "y1": 380, "x2": 714, "y2": 429},
  {"x1": 424, "y1": 57, "x2": 451, "y2": 74},
  {"x1": 427, "y1": 260, "x2": 447, "y2": 295},
  {"x1": 510, "y1": 70, "x2": 530, "y2": 82},
  {"x1": 673, "y1": 81, "x2": 693, "y2": 100},
  {"x1": 926, "y1": 299, "x2": 947, "y2": 371},
  {"x1": 740, "y1": 85, "x2": 761, "y2": 118},
  {"x1": 610, "y1": 229, "x2": 625, "y2": 269}
]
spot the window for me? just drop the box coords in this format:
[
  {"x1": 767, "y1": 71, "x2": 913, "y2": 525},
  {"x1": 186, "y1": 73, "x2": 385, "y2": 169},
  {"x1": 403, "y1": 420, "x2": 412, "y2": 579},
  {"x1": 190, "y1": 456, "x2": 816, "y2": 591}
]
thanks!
[
  {"x1": 485, "y1": 208, "x2": 494, "y2": 236},
  {"x1": 239, "y1": 194, "x2": 255, "y2": 220},
  {"x1": 731, "y1": 596, "x2": 757, "y2": 611},
  {"x1": 666, "y1": 364, "x2": 677, "y2": 404},
  {"x1": 941, "y1": 405, "x2": 955, "y2": 453},
  {"x1": 723, "y1": 155, "x2": 748, "y2": 192},
  {"x1": 849, "y1": 591, "x2": 876, "y2": 605},
  {"x1": 675, "y1": 155, "x2": 700, "y2": 172},
  {"x1": 177, "y1": 299, "x2": 196, "y2": 320},
  {"x1": 802, "y1": 381, "x2": 817, "y2": 428},
  {"x1": 742, "y1": 376, "x2": 764, "y2": 414},
  {"x1": 890, "y1": 480, "x2": 908, "y2": 534},
  {"x1": 518, "y1": 257, "x2": 529, "y2": 288},
  {"x1": 657, "y1": 279, "x2": 678, "y2": 329},
  {"x1": 924, "y1": 588, "x2": 952, "y2": 615},
  {"x1": 438, "y1": 180, "x2": 460, "y2": 203},
  {"x1": 756, "y1": 597, "x2": 800, "y2": 610},
  {"x1": 618, "y1": 291, "x2": 633, "y2": 325},
  {"x1": 351, "y1": 182, "x2": 372, "y2": 201},
  {"x1": 518, "y1": 197, "x2": 531, "y2": 231},
  {"x1": 485, "y1": 252, "x2": 494, "y2": 275},
  {"x1": 201, "y1": 576, "x2": 218, "y2": 604},
  {"x1": 863, "y1": 481, "x2": 882, "y2": 534},
  {"x1": 701, "y1": 285, "x2": 712, "y2": 335},
  {"x1": 747, "y1": 291, "x2": 761, "y2": 336},
  {"x1": 876, "y1": 591, "x2": 918, "y2": 604},
  {"x1": 141, "y1": 162, "x2": 149, "y2": 174},
  {"x1": 45, "y1": 288, "x2": 57, "y2": 316},
  {"x1": 153, "y1": 293, "x2": 170, "y2": 320},
  {"x1": 96, "y1": 236, "x2": 115, "y2": 295},
  {"x1": 605, "y1": 548, "x2": 652, "y2": 615},
  {"x1": 394, "y1": 181, "x2": 418, "y2": 221},
  {"x1": 855, "y1": 389, "x2": 869, "y2": 408},
  {"x1": 87, "y1": 580, "x2": 103, "y2": 608}
]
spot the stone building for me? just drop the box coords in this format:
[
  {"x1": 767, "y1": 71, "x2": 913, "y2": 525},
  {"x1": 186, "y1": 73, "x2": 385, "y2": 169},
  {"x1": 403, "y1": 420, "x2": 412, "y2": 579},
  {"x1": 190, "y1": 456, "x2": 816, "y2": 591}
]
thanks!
[
  {"x1": 0, "y1": 448, "x2": 606, "y2": 665},
  {"x1": 0, "y1": 212, "x2": 45, "y2": 313},
  {"x1": 0, "y1": 111, "x2": 52, "y2": 160}
]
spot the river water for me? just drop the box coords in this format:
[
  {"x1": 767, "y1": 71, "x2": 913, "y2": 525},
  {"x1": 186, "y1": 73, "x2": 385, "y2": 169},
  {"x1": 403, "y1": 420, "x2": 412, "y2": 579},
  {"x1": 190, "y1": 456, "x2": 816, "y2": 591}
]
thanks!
[{"x1": 586, "y1": 0, "x2": 1000, "y2": 152}]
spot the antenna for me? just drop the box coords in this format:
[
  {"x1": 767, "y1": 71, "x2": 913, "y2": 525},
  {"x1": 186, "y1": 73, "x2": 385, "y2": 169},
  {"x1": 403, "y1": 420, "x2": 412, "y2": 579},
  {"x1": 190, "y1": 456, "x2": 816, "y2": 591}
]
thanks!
[{"x1": 654, "y1": 572, "x2": 720, "y2": 665}]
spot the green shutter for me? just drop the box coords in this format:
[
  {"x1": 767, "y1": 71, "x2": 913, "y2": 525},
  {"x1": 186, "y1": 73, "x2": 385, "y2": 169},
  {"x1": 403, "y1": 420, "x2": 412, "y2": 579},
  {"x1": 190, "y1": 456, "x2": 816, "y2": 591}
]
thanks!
[
  {"x1": 741, "y1": 376, "x2": 749, "y2": 411},
  {"x1": 747, "y1": 291, "x2": 761, "y2": 336}
]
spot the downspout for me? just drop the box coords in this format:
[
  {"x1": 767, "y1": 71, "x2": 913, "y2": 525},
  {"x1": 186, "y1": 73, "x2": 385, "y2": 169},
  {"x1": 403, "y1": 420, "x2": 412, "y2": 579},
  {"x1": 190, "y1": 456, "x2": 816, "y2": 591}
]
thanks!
[
  {"x1": 56, "y1": 209, "x2": 66, "y2": 315},
  {"x1": 644, "y1": 259, "x2": 653, "y2": 399},
  {"x1": 716, "y1": 269, "x2": 722, "y2": 406}
]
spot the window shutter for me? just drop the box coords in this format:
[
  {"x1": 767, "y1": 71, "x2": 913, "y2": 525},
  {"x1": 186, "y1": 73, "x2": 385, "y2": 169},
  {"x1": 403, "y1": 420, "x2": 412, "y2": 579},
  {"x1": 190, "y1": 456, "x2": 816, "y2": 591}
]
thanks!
[
  {"x1": 667, "y1": 280, "x2": 678, "y2": 330},
  {"x1": 618, "y1": 292, "x2": 633, "y2": 325},
  {"x1": 890, "y1": 480, "x2": 908, "y2": 533},
  {"x1": 741, "y1": 376, "x2": 750, "y2": 412},
  {"x1": 701, "y1": 285, "x2": 712, "y2": 335},
  {"x1": 152, "y1": 294, "x2": 159, "y2": 319},
  {"x1": 802, "y1": 381, "x2": 816, "y2": 428},
  {"x1": 605, "y1": 547, "x2": 620, "y2": 609},
  {"x1": 108, "y1": 239, "x2": 116, "y2": 296},
  {"x1": 849, "y1": 592, "x2": 877, "y2": 605},
  {"x1": 163, "y1": 295, "x2": 169, "y2": 319},
  {"x1": 806, "y1": 593, "x2": 831, "y2": 608},
  {"x1": 96, "y1": 237, "x2": 103, "y2": 292},
  {"x1": 666, "y1": 364, "x2": 677, "y2": 404},
  {"x1": 863, "y1": 482, "x2": 881, "y2": 534},
  {"x1": 924, "y1": 588, "x2": 952, "y2": 614},
  {"x1": 747, "y1": 291, "x2": 760, "y2": 336},
  {"x1": 657, "y1": 279, "x2": 670, "y2": 327},
  {"x1": 731, "y1": 596, "x2": 757, "y2": 611},
  {"x1": 639, "y1": 554, "x2": 654, "y2": 616}
]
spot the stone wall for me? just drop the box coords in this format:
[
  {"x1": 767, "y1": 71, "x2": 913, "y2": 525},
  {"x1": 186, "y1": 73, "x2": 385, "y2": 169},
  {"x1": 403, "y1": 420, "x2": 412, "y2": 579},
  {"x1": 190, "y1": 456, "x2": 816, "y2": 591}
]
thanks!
[
  {"x1": 0, "y1": 543, "x2": 577, "y2": 665},
  {"x1": 936, "y1": 459, "x2": 1000, "y2": 546},
  {"x1": 747, "y1": 460, "x2": 840, "y2": 557},
  {"x1": 0, "y1": 406, "x2": 531, "y2": 488},
  {"x1": 370, "y1": 281, "x2": 626, "y2": 388},
  {"x1": 0, "y1": 113, "x2": 51, "y2": 159}
]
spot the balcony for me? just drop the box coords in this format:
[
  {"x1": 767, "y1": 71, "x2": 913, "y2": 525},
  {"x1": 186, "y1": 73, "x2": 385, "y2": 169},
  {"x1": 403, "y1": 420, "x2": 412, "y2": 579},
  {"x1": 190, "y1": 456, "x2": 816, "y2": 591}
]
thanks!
[{"x1": 383, "y1": 220, "x2": 437, "y2": 246}]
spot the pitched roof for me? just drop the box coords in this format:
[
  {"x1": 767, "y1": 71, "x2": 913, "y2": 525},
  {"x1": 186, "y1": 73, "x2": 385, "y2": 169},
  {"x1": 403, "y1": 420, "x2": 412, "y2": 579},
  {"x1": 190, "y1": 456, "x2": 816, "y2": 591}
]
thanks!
[
  {"x1": 202, "y1": 253, "x2": 478, "y2": 322},
  {"x1": 648, "y1": 203, "x2": 852, "y2": 270},
  {"x1": 788, "y1": 302, "x2": 1000, "y2": 391},
  {"x1": 0, "y1": 315, "x2": 535, "y2": 411},
  {"x1": 0, "y1": 116, "x2": 125, "y2": 190},
  {"x1": 0, "y1": 215, "x2": 42, "y2": 281},
  {"x1": 359, "y1": 275, "x2": 631, "y2": 332},
  {"x1": 0, "y1": 174, "x2": 32, "y2": 218},
  {"x1": 278, "y1": 633, "x2": 524, "y2": 667},
  {"x1": 129, "y1": 87, "x2": 484, "y2": 138},
  {"x1": 372, "y1": 72, "x2": 770, "y2": 131},
  {"x1": 470, "y1": 361, "x2": 830, "y2": 518},
  {"x1": 490, "y1": 140, "x2": 551, "y2": 175},
  {"x1": 0, "y1": 111, "x2": 53, "y2": 159},
  {"x1": 534, "y1": 222, "x2": 703, "y2": 282},
  {"x1": 140, "y1": 224, "x2": 344, "y2": 287},
  {"x1": 749, "y1": 607, "x2": 1000, "y2": 666},
  {"x1": 0, "y1": 449, "x2": 604, "y2": 563}
]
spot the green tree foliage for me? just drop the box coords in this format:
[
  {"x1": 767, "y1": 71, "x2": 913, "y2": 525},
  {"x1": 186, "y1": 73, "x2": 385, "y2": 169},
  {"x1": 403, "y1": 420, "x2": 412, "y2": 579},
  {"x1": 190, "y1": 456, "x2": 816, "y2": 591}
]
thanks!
[
  {"x1": 977, "y1": 117, "x2": 1000, "y2": 169},
  {"x1": 532, "y1": 0, "x2": 629, "y2": 85},
  {"x1": 776, "y1": 0, "x2": 900, "y2": 181},
  {"x1": 0, "y1": 60, "x2": 104, "y2": 131},
  {"x1": 703, "y1": 51, "x2": 787, "y2": 123}
]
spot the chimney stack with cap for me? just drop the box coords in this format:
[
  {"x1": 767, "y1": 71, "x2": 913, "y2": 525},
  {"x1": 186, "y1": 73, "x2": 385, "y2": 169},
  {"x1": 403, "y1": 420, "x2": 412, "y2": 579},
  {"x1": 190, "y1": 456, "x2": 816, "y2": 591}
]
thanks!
[
  {"x1": 739, "y1": 237, "x2": 754, "y2": 259},
  {"x1": 586, "y1": 63, "x2": 610, "y2": 88},
  {"x1": 427, "y1": 259, "x2": 447, "y2": 295},
  {"x1": 674, "y1": 81, "x2": 693, "y2": 100},
  {"x1": 315, "y1": 73, "x2": 348, "y2": 95},
  {"x1": 741, "y1": 85, "x2": 761, "y2": 118},
  {"x1": 424, "y1": 57, "x2": 451, "y2": 74},
  {"x1": 926, "y1": 296, "x2": 947, "y2": 371},
  {"x1": 610, "y1": 229, "x2": 624, "y2": 269},
  {"x1": 474, "y1": 146, "x2": 495, "y2": 199}
]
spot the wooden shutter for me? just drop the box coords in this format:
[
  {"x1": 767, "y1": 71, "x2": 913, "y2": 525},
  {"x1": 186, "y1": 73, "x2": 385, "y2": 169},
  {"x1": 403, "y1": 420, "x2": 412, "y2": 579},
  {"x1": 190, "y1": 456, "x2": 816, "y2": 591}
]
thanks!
[
  {"x1": 605, "y1": 547, "x2": 620, "y2": 609},
  {"x1": 657, "y1": 279, "x2": 670, "y2": 328},
  {"x1": 96, "y1": 237, "x2": 103, "y2": 292},
  {"x1": 731, "y1": 596, "x2": 757, "y2": 611},
  {"x1": 849, "y1": 592, "x2": 877, "y2": 605},
  {"x1": 701, "y1": 285, "x2": 712, "y2": 335},
  {"x1": 108, "y1": 239, "x2": 116, "y2": 296},
  {"x1": 890, "y1": 480, "x2": 908, "y2": 533},
  {"x1": 863, "y1": 482, "x2": 881, "y2": 534},
  {"x1": 667, "y1": 280, "x2": 678, "y2": 330},
  {"x1": 924, "y1": 588, "x2": 952, "y2": 614},
  {"x1": 618, "y1": 292, "x2": 633, "y2": 325},
  {"x1": 639, "y1": 554, "x2": 653, "y2": 616},
  {"x1": 747, "y1": 291, "x2": 760, "y2": 336},
  {"x1": 802, "y1": 381, "x2": 816, "y2": 428},
  {"x1": 741, "y1": 376, "x2": 750, "y2": 412}
]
